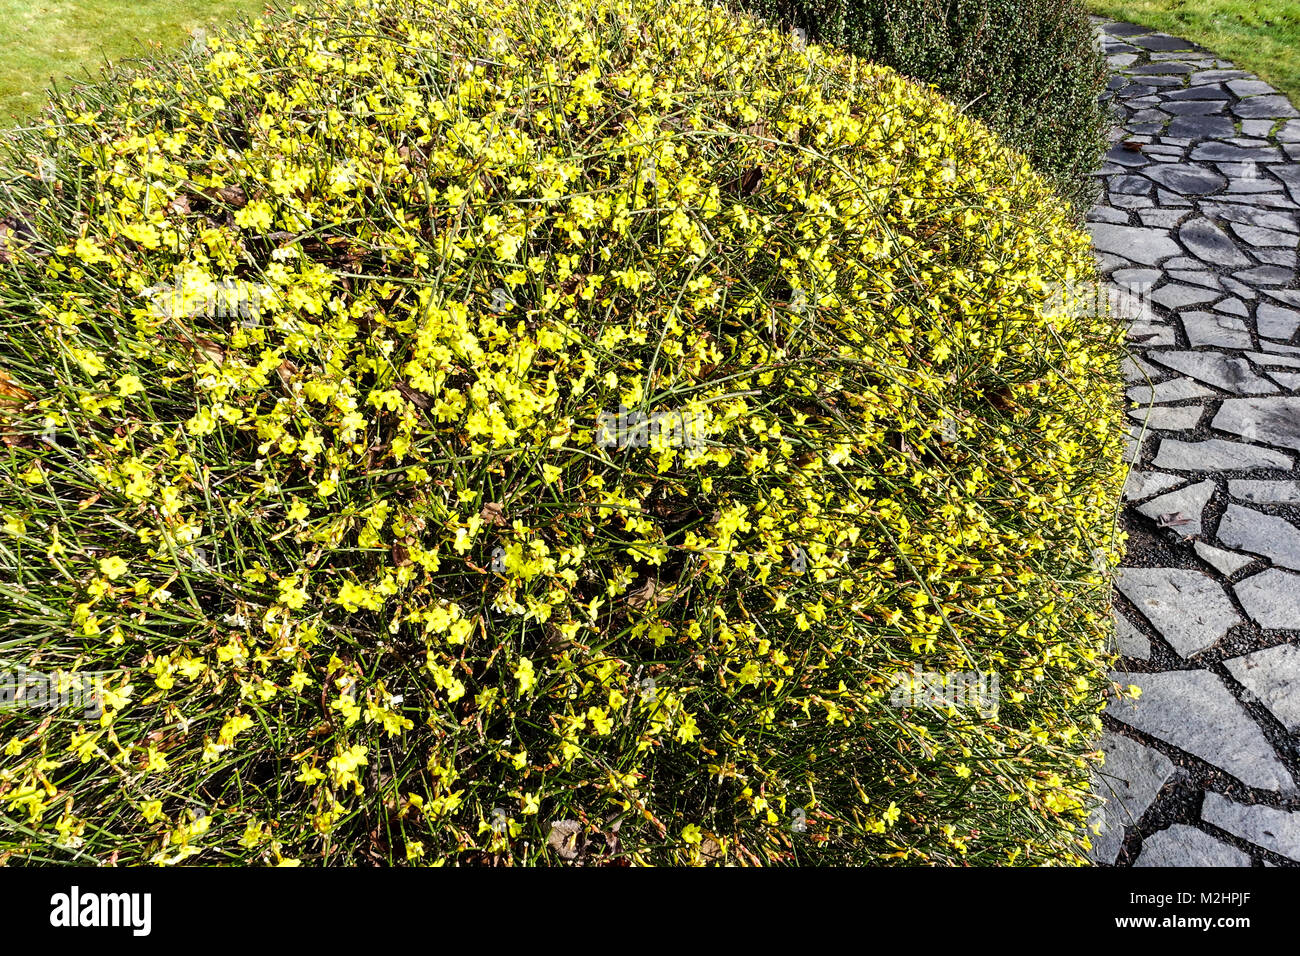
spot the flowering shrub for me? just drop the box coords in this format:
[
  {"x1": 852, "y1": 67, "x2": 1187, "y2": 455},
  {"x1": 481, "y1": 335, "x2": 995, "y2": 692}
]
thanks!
[
  {"x1": 739, "y1": 0, "x2": 1111, "y2": 219},
  {"x1": 0, "y1": 0, "x2": 1126, "y2": 865}
]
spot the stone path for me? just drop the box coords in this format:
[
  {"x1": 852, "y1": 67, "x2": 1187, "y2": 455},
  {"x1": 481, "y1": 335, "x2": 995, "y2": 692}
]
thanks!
[{"x1": 1087, "y1": 19, "x2": 1300, "y2": 866}]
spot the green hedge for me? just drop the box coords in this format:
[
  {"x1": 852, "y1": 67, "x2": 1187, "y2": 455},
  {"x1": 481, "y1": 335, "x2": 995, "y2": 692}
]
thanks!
[{"x1": 737, "y1": 0, "x2": 1111, "y2": 218}]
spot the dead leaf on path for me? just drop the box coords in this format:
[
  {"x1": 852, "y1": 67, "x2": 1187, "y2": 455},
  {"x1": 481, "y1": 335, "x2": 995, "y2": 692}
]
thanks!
[
  {"x1": 546, "y1": 820, "x2": 584, "y2": 860},
  {"x1": 699, "y1": 836, "x2": 724, "y2": 863}
]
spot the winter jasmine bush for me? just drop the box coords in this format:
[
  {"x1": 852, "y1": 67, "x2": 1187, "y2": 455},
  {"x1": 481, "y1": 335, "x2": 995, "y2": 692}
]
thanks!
[
  {"x1": 0, "y1": 0, "x2": 1126, "y2": 865},
  {"x1": 738, "y1": 0, "x2": 1112, "y2": 219}
]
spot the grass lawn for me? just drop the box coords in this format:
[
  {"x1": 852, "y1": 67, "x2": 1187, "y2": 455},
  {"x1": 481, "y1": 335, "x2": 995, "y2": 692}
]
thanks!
[
  {"x1": 1085, "y1": 0, "x2": 1300, "y2": 106},
  {"x1": 0, "y1": 0, "x2": 268, "y2": 123}
]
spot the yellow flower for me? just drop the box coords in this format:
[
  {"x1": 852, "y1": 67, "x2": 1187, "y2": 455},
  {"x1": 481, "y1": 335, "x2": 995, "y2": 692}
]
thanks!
[
  {"x1": 98, "y1": 555, "x2": 129, "y2": 580},
  {"x1": 513, "y1": 656, "x2": 537, "y2": 694}
]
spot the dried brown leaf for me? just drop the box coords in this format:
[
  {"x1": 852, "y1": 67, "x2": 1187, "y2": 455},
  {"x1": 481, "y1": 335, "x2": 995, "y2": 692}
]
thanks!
[{"x1": 546, "y1": 819, "x2": 584, "y2": 860}]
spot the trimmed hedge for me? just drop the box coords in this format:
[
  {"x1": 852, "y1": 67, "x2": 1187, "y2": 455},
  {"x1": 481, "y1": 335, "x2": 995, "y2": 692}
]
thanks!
[
  {"x1": 0, "y1": 0, "x2": 1126, "y2": 865},
  {"x1": 738, "y1": 0, "x2": 1111, "y2": 218}
]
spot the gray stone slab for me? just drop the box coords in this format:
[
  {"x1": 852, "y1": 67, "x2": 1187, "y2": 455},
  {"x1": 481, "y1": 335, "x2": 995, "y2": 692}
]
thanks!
[
  {"x1": 1228, "y1": 182, "x2": 1286, "y2": 199},
  {"x1": 1258, "y1": 304, "x2": 1300, "y2": 343},
  {"x1": 1217, "y1": 193, "x2": 1300, "y2": 211},
  {"x1": 1135, "y1": 479, "x2": 1217, "y2": 537},
  {"x1": 1230, "y1": 223, "x2": 1299, "y2": 247},
  {"x1": 1203, "y1": 794, "x2": 1300, "y2": 861},
  {"x1": 1235, "y1": 265, "x2": 1296, "y2": 286},
  {"x1": 1201, "y1": 204, "x2": 1299, "y2": 232},
  {"x1": 1089, "y1": 205, "x2": 1131, "y2": 225},
  {"x1": 1152, "y1": 285, "x2": 1219, "y2": 310},
  {"x1": 1213, "y1": 397, "x2": 1300, "y2": 450},
  {"x1": 1253, "y1": 246, "x2": 1298, "y2": 266},
  {"x1": 1229, "y1": 480, "x2": 1300, "y2": 505},
  {"x1": 1122, "y1": 355, "x2": 1163, "y2": 383},
  {"x1": 1190, "y1": 143, "x2": 1284, "y2": 163},
  {"x1": 1092, "y1": 223, "x2": 1182, "y2": 265},
  {"x1": 1224, "y1": 643, "x2": 1300, "y2": 734},
  {"x1": 1113, "y1": 268, "x2": 1162, "y2": 291},
  {"x1": 1165, "y1": 89, "x2": 1231, "y2": 104},
  {"x1": 1114, "y1": 613, "x2": 1153, "y2": 660},
  {"x1": 1106, "y1": 143, "x2": 1154, "y2": 167},
  {"x1": 1163, "y1": 99, "x2": 1226, "y2": 116},
  {"x1": 1179, "y1": 218, "x2": 1253, "y2": 267},
  {"x1": 1168, "y1": 269, "x2": 1220, "y2": 288},
  {"x1": 1182, "y1": 311, "x2": 1253, "y2": 348},
  {"x1": 1222, "y1": 276, "x2": 1259, "y2": 300},
  {"x1": 1091, "y1": 732, "x2": 1175, "y2": 863},
  {"x1": 1190, "y1": 70, "x2": 1249, "y2": 86},
  {"x1": 1108, "y1": 670, "x2": 1292, "y2": 790},
  {"x1": 1129, "y1": 320, "x2": 1177, "y2": 346},
  {"x1": 1194, "y1": 541, "x2": 1256, "y2": 576},
  {"x1": 1125, "y1": 471, "x2": 1186, "y2": 501},
  {"x1": 1247, "y1": 350, "x2": 1300, "y2": 367},
  {"x1": 1128, "y1": 405, "x2": 1203, "y2": 431},
  {"x1": 1264, "y1": 288, "x2": 1300, "y2": 308},
  {"x1": 1153, "y1": 438, "x2": 1294, "y2": 472},
  {"x1": 1133, "y1": 33, "x2": 1196, "y2": 52},
  {"x1": 1135, "y1": 825, "x2": 1251, "y2": 866},
  {"x1": 1235, "y1": 568, "x2": 1300, "y2": 629},
  {"x1": 1216, "y1": 505, "x2": 1300, "y2": 571},
  {"x1": 1233, "y1": 95, "x2": 1300, "y2": 119},
  {"x1": 1114, "y1": 174, "x2": 1157, "y2": 195},
  {"x1": 1261, "y1": 340, "x2": 1300, "y2": 355},
  {"x1": 1149, "y1": 352, "x2": 1275, "y2": 393},
  {"x1": 1167, "y1": 115, "x2": 1236, "y2": 140},
  {"x1": 1115, "y1": 567, "x2": 1242, "y2": 656},
  {"x1": 1139, "y1": 208, "x2": 1190, "y2": 228},
  {"x1": 1128, "y1": 377, "x2": 1218, "y2": 405},
  {"x1": 1133, "y1": 33, "x2": 1190, "y2": 52},
  {"x1": 1097, "y1": 251, "x2": 1136, "y2": 274},
  {"x1": 1227, "y1": 79, "x2": 1276, "y2": 98},
  {"x1": 1137, "y1": 62, "x2": 1195, "y2": 75}
]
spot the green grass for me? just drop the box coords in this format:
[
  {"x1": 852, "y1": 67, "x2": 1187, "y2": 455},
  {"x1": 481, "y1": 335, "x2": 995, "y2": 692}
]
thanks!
[
  {"x1": 0, "y1": 1, "x2": 268, "y2": 122},
  {"x1": 1086, "y1": 0, "x2": 1300, "y2": 106}
]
